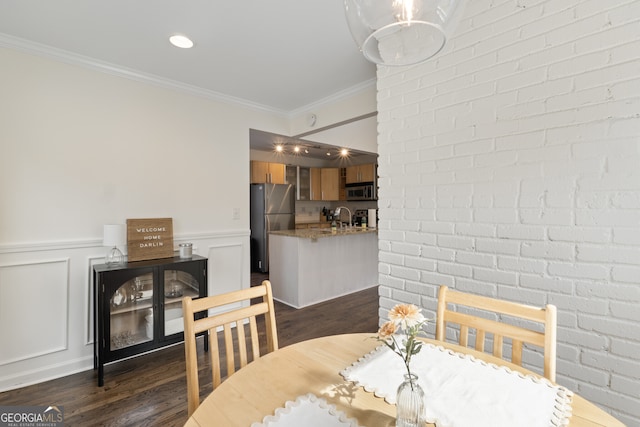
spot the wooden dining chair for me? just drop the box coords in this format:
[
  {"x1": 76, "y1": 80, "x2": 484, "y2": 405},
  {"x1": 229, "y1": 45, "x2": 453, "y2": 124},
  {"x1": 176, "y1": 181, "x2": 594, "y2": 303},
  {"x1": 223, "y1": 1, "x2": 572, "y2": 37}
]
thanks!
[
  {"x1": 182, "y1": 280, "x2": 279, "y2": 416},
  {"x1": 435, "y1": 285, "x2": 557, "y2": 382}
]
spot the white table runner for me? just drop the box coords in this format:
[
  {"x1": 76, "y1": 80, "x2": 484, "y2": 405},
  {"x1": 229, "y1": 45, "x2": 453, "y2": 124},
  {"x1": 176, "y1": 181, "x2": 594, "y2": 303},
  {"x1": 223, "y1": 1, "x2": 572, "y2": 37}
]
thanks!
[
  {"x1": 340, "y1": 344, "x2": 572, "y2": 427},
  {"x1": 251, "y1": 393, "x2": 361, "y2": 427}
]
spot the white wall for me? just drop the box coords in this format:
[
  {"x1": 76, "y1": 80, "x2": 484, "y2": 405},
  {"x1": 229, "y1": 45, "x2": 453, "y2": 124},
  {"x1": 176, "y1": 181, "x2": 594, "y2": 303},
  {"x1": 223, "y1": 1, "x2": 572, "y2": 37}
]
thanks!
[
  {"x1": 0, "y1": 47, "x2": 292, "y2": 241},
  {"x1": 289, "y1": 83, "x2": 376, "y2": 138},
  {"x1": 0, "y1": 46, "x2": 291, "y2": 390},
  {"x1": 304, "y1": 115, "x2": 379, "y2": 155},
  {"x1": 376, "y1": 1, "x2": 640, "y2": 425}
]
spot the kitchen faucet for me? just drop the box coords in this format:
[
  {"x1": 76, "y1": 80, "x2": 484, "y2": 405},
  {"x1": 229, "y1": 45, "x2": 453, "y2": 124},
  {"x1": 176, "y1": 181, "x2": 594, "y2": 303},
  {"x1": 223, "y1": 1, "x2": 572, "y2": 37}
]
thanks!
[{"x1": 334, "y1": 206, "x2": 352, "y2": 228}]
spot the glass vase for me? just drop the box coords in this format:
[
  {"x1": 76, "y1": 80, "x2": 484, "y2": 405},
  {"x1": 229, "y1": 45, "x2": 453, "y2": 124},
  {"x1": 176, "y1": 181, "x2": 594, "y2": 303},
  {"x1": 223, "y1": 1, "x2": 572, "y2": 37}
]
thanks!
[{"x1": 396, "y1": 373, "x2": 426, "y2": 427}]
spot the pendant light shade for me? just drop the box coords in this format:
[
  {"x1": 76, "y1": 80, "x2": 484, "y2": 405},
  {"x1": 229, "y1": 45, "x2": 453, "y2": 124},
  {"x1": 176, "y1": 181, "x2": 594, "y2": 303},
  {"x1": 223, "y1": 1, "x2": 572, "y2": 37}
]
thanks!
[{"x1": 344, "y1": 0, "x2": 467, "y2": 66}]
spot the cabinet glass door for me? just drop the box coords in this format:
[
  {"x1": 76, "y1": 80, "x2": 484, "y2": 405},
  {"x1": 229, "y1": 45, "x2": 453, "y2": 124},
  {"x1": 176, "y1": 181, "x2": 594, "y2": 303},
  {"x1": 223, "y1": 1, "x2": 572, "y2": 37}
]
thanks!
[
  {"x1": 109, "y1": 273, "x2": 154, "y2": 350},
  {"x1": 163, "y1": 269, "x2": 200, "y2": 336},
  {"x1": 285, "y1": 165, "x2": 297, "y2": 186},
  {"x1": 299, "y1": 167, "x2": 311, "y2": 200}
]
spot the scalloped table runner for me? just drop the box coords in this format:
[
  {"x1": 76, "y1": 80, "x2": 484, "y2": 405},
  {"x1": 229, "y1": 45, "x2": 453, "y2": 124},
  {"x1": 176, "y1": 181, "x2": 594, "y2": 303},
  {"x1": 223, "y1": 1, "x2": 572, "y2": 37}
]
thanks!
[
  {"x1": 251, "y1": 394, "x2": 361, "y2": 427},
  {"x1": 340, "y1": 343, "x2": 573, "y2": 427}
]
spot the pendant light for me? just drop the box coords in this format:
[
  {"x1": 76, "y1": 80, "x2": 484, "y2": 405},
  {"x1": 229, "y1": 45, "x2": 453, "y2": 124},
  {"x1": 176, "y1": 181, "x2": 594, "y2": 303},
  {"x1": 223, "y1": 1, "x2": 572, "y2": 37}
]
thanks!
[{"x1": 344, "y1": 0, "x2": 467, "y2": 66}]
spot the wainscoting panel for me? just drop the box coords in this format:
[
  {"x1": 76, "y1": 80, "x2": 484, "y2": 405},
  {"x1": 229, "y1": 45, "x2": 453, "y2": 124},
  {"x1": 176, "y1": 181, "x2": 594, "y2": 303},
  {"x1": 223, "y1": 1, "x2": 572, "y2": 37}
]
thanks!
[
  {"x1": 0, "y1": 258, "x2": 69, "y2": 365},
  {"x1": 0, "y1": 231, "x2": 250, "y2": 391},
  {"x1": 206, "y1": 242, "x2": 245, "y2": 296}
]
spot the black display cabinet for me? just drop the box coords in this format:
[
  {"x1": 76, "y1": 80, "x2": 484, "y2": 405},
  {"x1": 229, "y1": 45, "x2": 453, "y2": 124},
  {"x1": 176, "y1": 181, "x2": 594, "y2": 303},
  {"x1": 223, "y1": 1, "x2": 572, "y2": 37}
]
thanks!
[{"x1": 93, "y1": 255, "x2": 207, "y2": 386}]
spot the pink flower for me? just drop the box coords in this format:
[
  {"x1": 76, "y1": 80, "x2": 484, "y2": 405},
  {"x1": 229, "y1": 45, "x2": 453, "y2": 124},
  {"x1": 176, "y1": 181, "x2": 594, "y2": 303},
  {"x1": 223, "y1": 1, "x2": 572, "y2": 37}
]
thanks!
[
  {"x1": 389, "y1": 304, "x2": 425, "y2": 329},
  {"x1": 378, "y1": 321, "x2": 397, "y2": 339},
  {"x1": 374, "y1": 303, "x2": 428, "y2": 384}
]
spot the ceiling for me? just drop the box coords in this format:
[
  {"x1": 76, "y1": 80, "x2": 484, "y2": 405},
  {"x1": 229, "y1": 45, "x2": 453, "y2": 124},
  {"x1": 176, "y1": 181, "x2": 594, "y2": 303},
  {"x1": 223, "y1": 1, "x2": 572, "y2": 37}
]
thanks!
[
  {"x1": 250, "y1": 127, "x2": 378, "y2": 163},
  {"x1": 0, "y1": 0, "x2": 376, "y2": 114}
]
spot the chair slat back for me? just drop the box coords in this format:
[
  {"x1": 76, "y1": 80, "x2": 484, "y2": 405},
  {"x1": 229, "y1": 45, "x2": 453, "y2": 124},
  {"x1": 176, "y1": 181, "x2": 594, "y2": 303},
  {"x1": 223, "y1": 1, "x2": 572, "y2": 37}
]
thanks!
[
  {"x1": 436, "y1": 285, "x2": 557, "y2": 382},
  {"x1": 183, "y1": 280, "x2": 278, "y2": 416}
]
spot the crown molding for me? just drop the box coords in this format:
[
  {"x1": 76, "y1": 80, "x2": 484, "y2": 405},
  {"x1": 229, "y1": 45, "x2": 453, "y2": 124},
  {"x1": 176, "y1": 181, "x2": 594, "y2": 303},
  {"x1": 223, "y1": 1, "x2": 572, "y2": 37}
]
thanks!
[
  {"x1": 0, "y1": 32, "x2": 376, "y2": 119},
  {"x1": 288, "y1": 78, "x2": 377, "y2": 118},
  {"x1": 0, "y1": 32, "x2": 290, "y2": 117}
]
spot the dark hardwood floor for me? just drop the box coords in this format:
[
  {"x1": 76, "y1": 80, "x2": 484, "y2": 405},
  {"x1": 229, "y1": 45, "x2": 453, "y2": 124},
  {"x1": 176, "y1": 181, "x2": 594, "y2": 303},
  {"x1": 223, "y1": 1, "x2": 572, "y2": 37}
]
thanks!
[{"x1": 0, "y1": 273, "x2": 379, "y2": 426}]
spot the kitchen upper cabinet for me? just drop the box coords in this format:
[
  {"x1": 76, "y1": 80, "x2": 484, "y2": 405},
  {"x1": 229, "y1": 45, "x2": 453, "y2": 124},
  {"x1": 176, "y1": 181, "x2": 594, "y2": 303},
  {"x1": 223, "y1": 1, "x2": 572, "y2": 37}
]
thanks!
[
  {"x1": 322, "y1": 168, "x2": 340, "y2": 201},
  {"x1": 251, "y1": 161, "x2": 286, "y2": 184},
  {"x1": 285, "y1": 166, "x2": 312, "y2": 201},
  {"x1": 310, "y1": 168, "x2": 321, "y2": 200},
  {"x1": 310, "y1": 167, "x2": 340, "y2": 201},
  {"x1": 346, "y1": 163, "x2": 376, "y2": 184},
  {"x1": 298, "y1": 167, "x2": 311, "y2": 201}
]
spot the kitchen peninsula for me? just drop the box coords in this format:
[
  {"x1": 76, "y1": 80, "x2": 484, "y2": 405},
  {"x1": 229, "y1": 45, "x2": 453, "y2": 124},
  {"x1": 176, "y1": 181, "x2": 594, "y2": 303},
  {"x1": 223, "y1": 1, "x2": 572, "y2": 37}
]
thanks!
[{"x1": 269, "y1": 227, "x2": 378, "y2": 308}]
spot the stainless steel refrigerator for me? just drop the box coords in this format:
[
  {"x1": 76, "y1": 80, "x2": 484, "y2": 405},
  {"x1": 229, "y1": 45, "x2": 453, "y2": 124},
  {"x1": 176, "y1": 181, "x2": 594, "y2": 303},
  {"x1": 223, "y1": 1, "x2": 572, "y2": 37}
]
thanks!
[{"x1": 250, "y1": 183, "x2": 295, "y2": 273}]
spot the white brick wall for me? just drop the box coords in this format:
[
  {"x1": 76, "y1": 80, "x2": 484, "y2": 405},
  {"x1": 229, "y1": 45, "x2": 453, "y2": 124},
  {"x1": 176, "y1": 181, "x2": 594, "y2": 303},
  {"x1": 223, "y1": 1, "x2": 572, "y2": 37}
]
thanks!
[{"x1": 376, "y1": 0, "x2": 640, "y2": 424}]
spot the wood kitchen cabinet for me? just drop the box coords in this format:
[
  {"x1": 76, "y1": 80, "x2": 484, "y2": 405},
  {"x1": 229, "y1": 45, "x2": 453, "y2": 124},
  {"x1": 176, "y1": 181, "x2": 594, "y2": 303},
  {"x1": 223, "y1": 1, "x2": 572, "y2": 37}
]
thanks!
[
  {"x1": 346, "y1": 163, "x2": 376, "y2": 184},
  {"x1": 310, "y1": 167, "x2": 340, "y2": 201},
  {"x1": 251, "y1": 161, "x2": 286, "y2": 184},
  {"x1": 93, "y1": 255, "x2": 207, "y2": 386}
]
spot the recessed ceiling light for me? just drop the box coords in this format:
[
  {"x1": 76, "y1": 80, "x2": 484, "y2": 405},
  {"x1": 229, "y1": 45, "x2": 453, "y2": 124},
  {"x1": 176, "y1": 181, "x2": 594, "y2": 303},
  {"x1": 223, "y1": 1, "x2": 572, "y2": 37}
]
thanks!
[
  {"x1": 294, "y1": 146, "x2": 300, "y2": 153},
  {"x1": 169, "y1": 35, "x2": 194, "y2": 49},
  {"x1": 275, "y1": 145, "x2": 284, "y2": 152},
  {"x1": 340, "y1": 148, "x2": 349, "y2": 156}
]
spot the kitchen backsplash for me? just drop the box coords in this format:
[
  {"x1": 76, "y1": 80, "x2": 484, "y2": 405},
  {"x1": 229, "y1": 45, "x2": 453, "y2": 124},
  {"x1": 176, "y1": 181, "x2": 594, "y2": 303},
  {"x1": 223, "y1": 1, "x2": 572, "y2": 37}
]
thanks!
[{"x1": 295, "y1": 200, "x2": 377, "y2": 223}]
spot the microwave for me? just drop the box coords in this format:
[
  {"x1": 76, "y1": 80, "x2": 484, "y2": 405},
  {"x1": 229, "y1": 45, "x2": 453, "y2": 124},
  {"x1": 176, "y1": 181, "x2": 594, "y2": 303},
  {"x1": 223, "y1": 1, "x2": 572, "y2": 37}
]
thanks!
[{"x1": 346, "y1": 182, "x2": 376, "y2": 201}]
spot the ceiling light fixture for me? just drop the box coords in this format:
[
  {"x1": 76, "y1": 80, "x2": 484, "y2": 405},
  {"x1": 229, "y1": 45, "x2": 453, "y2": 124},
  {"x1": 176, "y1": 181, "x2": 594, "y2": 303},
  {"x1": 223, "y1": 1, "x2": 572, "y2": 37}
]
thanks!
[
  {"x1": 275, "y1": 145, "x2": 284, "y2": 152},
  {"x1": 169, "y1": 34, "x2": 194, "y2": 49},
  {"x1": 294, "y1": 146, "x2": 301, "y2": 153},
  {"x1": 343, "y1": 0, "x2": 467, "y2": 66},
  {"x1": 340, "y1": 148, "x2": 349, "y2": 156}
]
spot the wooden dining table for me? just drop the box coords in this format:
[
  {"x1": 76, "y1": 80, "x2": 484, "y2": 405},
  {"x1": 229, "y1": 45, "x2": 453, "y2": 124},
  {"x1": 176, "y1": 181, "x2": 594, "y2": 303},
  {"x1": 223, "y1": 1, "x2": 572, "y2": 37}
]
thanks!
[{"x1": 184, "y1": 333, "x2": 624, "y2": 427}]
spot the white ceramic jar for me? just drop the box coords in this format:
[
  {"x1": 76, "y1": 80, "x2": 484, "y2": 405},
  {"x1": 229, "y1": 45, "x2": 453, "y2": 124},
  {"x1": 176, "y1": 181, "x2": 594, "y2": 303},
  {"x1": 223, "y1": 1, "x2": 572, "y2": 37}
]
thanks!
[{"x1": 179, "y1": 243, "x2": 193, "y2": 259}]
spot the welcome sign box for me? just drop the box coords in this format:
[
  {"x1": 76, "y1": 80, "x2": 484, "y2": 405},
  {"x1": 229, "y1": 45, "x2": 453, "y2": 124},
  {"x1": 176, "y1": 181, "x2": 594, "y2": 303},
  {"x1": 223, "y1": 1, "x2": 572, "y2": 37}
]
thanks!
[{"x1": 126, "y1": 218, "x2": 174, "y2": 262}]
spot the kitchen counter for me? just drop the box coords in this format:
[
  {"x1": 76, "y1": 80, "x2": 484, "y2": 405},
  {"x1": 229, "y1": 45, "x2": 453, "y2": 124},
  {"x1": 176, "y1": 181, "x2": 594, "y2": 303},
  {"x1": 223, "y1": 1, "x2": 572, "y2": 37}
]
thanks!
[
  {"x1": 271, "y1": 227, "x2": 377, "y2": 239},
  {"x1": 268, "y1": 227, "x2": 378, "y2": 308}
]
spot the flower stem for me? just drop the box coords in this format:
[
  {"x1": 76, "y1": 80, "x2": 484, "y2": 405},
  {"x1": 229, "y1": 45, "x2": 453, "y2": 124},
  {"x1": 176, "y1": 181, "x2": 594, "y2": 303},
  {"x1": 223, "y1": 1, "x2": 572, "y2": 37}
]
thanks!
[{"x1": 405, "y1": 361, "x2": 414, "y2": 391}]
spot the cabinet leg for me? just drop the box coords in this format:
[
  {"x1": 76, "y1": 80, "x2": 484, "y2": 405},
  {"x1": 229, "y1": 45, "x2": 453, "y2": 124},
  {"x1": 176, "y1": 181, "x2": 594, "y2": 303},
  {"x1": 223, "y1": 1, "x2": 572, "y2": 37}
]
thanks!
[{"x1": 98, "y1": 364, "x2": 104, "y2": 387}]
